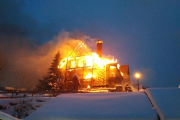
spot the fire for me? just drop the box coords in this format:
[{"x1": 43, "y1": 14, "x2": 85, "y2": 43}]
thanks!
[
  {"x1": 58, "y1": 41, "x2": 120, "y2": 82},
  {"x1": 85, "y1": 55, "x2": 93, "y2": 66},
  {"x1": 92, "y1": 53, "x2": 106, "y2": 67},
  {"x1": 121, "y1": 72, "x2": 124, "y2": 76},
  {"x1": 58, "y1": 58, "x2": 67, "y2": 68},
  {"x1": 59, "y1": 52, "x2": 117, "y2": 69},
  {"x1": 110, "y1": 66, "x2": 116, "y2": 69},
  {"x1": 85, "y1": 73, "x2": 95, "y2": 79}
]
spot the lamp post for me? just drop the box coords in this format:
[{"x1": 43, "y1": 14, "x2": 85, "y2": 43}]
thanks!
[{"x1": 135, "y1": 73, "x2": 140, "y2": 91}]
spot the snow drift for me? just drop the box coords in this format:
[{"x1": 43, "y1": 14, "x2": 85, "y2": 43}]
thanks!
[{"x1": 25, "y1": 92, "x2": 158, "y2": 120}]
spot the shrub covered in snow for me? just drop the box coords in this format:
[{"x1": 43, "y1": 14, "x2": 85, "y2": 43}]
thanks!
[
  {"x1": 11, "y1": 99, "x2": 34, "y2": 119},
  {"x1": 0, "y1": 105, "x2": 6, "y2": 110}
]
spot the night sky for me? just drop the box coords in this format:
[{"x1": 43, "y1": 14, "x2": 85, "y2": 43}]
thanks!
[{"x1": 0, "y1": 0, "x2": 180, "y2": 88}]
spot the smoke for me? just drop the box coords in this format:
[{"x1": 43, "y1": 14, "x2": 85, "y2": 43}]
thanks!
[
  {"x1": 0, "y1": 1, "x2": 97, "y2": 89},
  {"x1": 0, "y1": 30, "x2": 97, "y2": 89}
]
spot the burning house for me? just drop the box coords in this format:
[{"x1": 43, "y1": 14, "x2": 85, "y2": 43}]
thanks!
[{"x1": 58, "y1": 39, "x2": 131, "y2": 92}]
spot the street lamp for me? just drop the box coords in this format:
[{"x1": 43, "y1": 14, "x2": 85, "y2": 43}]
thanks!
[{"x1": 135, "y1": 73, "x2": 140, "y2": 91}]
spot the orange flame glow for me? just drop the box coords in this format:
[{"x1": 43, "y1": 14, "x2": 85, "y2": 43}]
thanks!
[
  {"x1": 59, "y1": 52, "x2": 117, "y2": 69},
  {"x1": 85, "y1": 73, "x2": 95, "y2": 79},
  {"x1": 58, "y1": 41, "x2": 119, "y2": 80}
]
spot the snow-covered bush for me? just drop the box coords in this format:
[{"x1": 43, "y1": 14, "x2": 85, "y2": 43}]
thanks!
[
  {"x1": 0, "y1": 101, "x2": 10, "y2": 111},
  {"x1": 0, "y1": 97, "x2": 52, "y2": 119},
  {"x1": 11, "y1": 99, "x2": 34, "y2": 119},
  {"x1": 0, "y1": 105, "x2": 6, "y2": 110},
  {"x1": 9, "y1": 102, "x2": 18, "y2": 106}
]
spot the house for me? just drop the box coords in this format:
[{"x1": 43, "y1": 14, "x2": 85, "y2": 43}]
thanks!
[{"x1": 58, "y1": 39, "x2": 131, "y2": 91}]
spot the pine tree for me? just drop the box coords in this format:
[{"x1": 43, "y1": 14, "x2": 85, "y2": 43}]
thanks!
[
  {"x1": 36, "y1": 51, "x2": 64, "y2": 92},
  {"x1": 36, "y1": 77, "x2": 51, "y2": 91},
  {"x1": 48, "y1": 51, "x2": 64, "y2": 91},
  {"x1": 36, "y1": 78, "x2": 44, "y2": 91}
]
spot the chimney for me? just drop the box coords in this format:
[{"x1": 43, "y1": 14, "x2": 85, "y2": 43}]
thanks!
[{"x1": 96, "y1": 38, "x2": 103, "y2": 58}]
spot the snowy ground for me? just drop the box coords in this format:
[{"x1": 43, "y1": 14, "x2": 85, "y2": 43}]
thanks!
[
  {"x1": 25, "y1": 92, "x2": 158, "y2": 120},
  {"x1": 0, "y1": 96, "x2": 52, "y2": 119},
  {"x1": 0, "y1": 111, "x2": 18, "y2": 120},
  {"x1": 145, "y1": 88, "x2": 180, "y2": 120},
  {"x1": 1, "y1": 88, "x2": 180, "y2": 120}
]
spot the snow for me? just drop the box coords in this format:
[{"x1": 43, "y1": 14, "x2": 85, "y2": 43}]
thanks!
[
  {"x1": 0, "y1": 97, "x2": 52, "y2": 119},
  {"x1": 0, "y1": 93, "x2": 13, "y2": 97},
  {"x1": 0, "y1": 111, "x2": 19, "y2": 120},
  {"x1": 25, "y1": 92, "x2": 158, "y2": 120},
  {"x1": 3, "y1": 88, "x2": 180, "y2": 120},
  {"x1": 78, "y1": 88, "x2": 109, "y2": 93},
  {"x1": 145, "y1": 88, "x2": 180, "y2": 120}
]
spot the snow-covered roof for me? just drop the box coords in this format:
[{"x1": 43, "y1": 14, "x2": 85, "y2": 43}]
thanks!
[
  {"x1": 145, "y1": 88, "x2": 180, "y2": 120},
  {"x1": 25, "y1": 92, "x2": 157, "y2": 120}
]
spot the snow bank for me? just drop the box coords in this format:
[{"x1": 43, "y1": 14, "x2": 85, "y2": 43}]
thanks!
[
  {"x1": 25, "y1": 92, "x2": 157, "y2": 120},
  {"x1": 0, "y1": 111, "x2": 19, "y2": 120},
  {"x1": 0, "y1": 97, "x2": 52, "y2": 119},
  {"x1": 0, "y1": 93, "x2": 13, "y2": 97},
  {"x1": 145, "y1": 88, "x2": 180, "y2": 120}
]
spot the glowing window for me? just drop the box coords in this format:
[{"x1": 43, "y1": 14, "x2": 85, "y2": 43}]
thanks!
[
  {"x1": 86, "y1": 57, "x2": 93, "y2": 66},
  {"x1": 71, "y1": 61, "x2": 75, "y2": 68},
  {"x1": 78, "y1": 59, "x2": 84, "y2": 67},
  {"x1": 110, "y1": 66, "x2": 116, "y2": 69}
]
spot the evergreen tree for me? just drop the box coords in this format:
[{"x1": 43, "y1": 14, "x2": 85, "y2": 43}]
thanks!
[
  {"x1": 36, "y1": 77, "x2": 51, "y2": 91},
  {"x1": 36, "y1": 51, "x2": 64, "y2": 91},
  {"x1": 48, "y1": 51, "x2": 64, "y2": 91}
]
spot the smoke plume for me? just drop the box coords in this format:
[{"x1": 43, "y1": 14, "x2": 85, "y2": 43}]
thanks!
[
  {"x1": 0, "y1": 30, "x2": 96, "y2": 89},
  {"x1": 0, "y1": 1, "x2": 97, "y2": 89}
]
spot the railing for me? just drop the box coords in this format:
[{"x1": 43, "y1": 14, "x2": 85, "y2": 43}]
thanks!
[{"x1": 0, "y1": 90, "x2": 74, "y2": 99}]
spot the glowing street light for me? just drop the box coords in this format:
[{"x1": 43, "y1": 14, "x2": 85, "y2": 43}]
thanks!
[{"x1": 135, "y1": 73, "x2": 141, "y2": 91}]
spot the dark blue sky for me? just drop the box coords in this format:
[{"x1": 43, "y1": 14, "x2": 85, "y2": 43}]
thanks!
[{"x1": 1, "y1": 0, "x2": 180, "y2": 87}]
